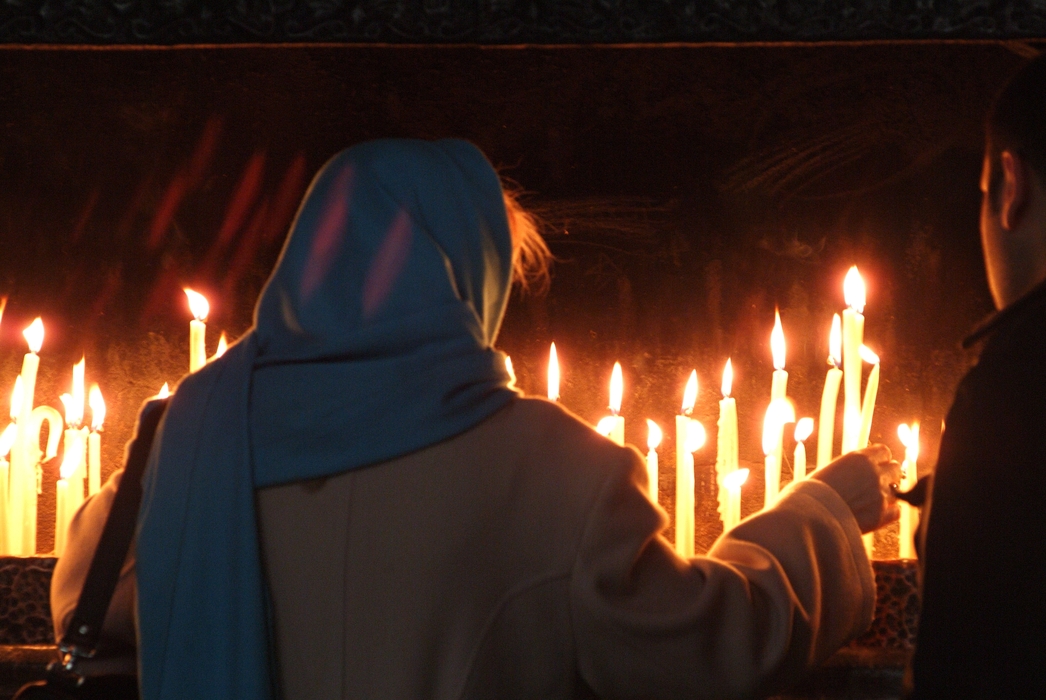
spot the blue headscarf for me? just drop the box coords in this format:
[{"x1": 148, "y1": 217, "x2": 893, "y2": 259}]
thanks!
[{"x1": 135, "y1": 139, "x2": 518, "y2": 699}]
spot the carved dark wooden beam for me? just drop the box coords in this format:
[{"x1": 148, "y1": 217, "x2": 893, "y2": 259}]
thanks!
[{"x1": 0, "y1": 1, "x2": 1045, "y2": 45}]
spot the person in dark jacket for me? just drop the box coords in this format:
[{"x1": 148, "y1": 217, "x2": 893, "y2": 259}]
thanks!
[{"x1": 910, "y1": 53, "x2": 1046, "y2": 698}]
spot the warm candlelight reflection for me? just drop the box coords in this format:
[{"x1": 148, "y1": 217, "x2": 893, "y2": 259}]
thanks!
[{"x1": 547, "y1": 342, "x2": 560, "y2": 402}]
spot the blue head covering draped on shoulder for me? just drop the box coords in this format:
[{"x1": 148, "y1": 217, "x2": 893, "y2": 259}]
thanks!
[{"x1": 135, "y1": 139, "x2": 518, "y2": 699}]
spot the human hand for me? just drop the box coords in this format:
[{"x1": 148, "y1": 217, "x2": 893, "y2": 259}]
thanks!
[{"x1": 811, "y1": 445, "x2": 901, "y2": 534}]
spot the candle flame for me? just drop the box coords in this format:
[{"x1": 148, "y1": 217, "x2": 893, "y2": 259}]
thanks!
[
  {"x1": 547, "y1": 342, "x2": 560, "y2": 401},
  {"x1": 214, "y1": 332, "x2": 228, "y2": 359},
  {"x1": 595, "y1": 416, "x2": 617, "y2": 438},
  {"x1": 23, "y1": 318, "x2": 43, "y2": 354},
  {"x1": 681, "y1": 370, "x2": 698, "y2": 415},
  {"x1": 843, "y1": 266, "x2": 866, "y2": 314},
  {"x1": 723, "y1": 468, "x2": 750, "y2": 490},
  {"x1": 10, "y1": 377, "x2": 22, "y2": 421},
  {"x1": 609, "y1": 362, "x2": 623, "y2": 415},
  {"x1": 829, "y1": 314, "x2": 842, "y2": 367},
  {"x1": 89, "y1": 384, "x2": 105, "y2": 431},
  {"x1": 898, "y1": 421, "x2": 920, "y2": 462},
  {"x1": 795, "y1": 417, "x2": 815, "y2": 443},
  {"x1": 859, "y1": 345, "x2": 880, "y2": 364},
  {"x1": 184, "y1": 288, "x2": 210, "y2": 322},
  {"x1": 685, "y1": 419, "x2": 707, "y2": 453},
  {"x1": 762, "y1": 398, "x2": 796, "y2": 456},
  {"x1": 0, "y1": 423, "x2": 15, "y2": 458},
  {"x1": 722, "y1": 359, "x2": 733, "y2": 398},
  {"x1": 158, "y1": 382, "x2": 170, "y2": 399},
  {"x1": 646, "y1": 419, "x2": 662, "y2": 451},
  {"x1": 771, "y1": 309, "x2": 786, "y2": 370},
  {"x1": 504, "y1": 355, "x2": 516, "y2": 388},
  {"x1": 60, "y1": 394, "x2": 78, "y2": 428}
]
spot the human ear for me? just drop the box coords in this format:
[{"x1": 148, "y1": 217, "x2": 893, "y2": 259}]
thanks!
[{"x1": 1000, "y1": 151, "x2": 1029, "y2": 231}]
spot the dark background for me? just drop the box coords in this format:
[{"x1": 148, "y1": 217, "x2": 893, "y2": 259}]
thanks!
[{"x1": 0, "y1": 42, "x2": 1032, "y2": 553}]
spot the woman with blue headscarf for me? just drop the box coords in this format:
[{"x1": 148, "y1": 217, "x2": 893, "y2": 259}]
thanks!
[{"x1": 53, "y1": 139, "x2": 899, "y2": 699}]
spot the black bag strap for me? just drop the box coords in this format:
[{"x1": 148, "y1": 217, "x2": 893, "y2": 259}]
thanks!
[{"x1": 58, "y1": 397, "x2": 169, "y2": 661}]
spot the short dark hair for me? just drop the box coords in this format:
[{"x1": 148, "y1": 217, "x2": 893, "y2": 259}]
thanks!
[{"x1": 987, "y1": 52, "x2": 1046, "y2": 208}]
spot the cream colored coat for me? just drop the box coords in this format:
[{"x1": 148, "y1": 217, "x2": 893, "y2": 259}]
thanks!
[{"x1": 53, "y1": 397, "x2": 874, "y2": 699}]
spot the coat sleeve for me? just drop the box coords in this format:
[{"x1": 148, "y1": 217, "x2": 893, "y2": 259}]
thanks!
[
  {"x1": 50, "y1": 469, "x2": 138, "y2": 648},
  {"x1": 570, "y1": 450, "x2": 875, "y2": 700}
]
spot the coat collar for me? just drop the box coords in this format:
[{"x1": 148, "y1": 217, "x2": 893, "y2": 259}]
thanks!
[{"x1": 963, "y1": 276, "x2": 1046, "y2": 348}]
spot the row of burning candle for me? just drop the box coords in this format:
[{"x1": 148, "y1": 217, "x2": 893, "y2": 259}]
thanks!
[
  {"x1": 511, "y1": 267, "x2": 921, "y2": 559},
  {"x1": 1, "y1": 289, "x2": 225, "y2": 556}
]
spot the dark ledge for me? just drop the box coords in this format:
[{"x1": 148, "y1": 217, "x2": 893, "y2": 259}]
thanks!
[
  {"x1": 0, "y1": 556, "x2": 918, "y2": 699},
  {"x1": 0, "y1": 1, "x2": 1045, "y2": 46}
]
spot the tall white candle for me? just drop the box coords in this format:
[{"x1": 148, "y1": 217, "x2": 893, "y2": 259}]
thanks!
[
  {"x1": 817, "y1": 315, "x2": 844, "y2": 470},
  {"x1": 603, "y1": 362, "x2": 625, "y2": 446},
  {"x1": 898, "y1": 423, "x2": 920, "y2": 559},
  {"x1": 0, "y1": 423, "x2": 15, "y2": 554},
  {"x1": 841, "y1": 267, "x2": 866, "y2": 455},
  {"x1": 10, "y1": 319, "x2": 43, "y2": 555},
  {"x1": 793, "y1": 418, "x2": 814, "y2": 481},
  {"x1": 722, "y1": 467, "x2": 749, "y2": 531},
  {"x1": 547, "y1": 342, "x2": 560, "y2": 402},
  {"x1": 716, "y1": 360, "x2": 739, "y2": 528},
  {"x1": 185, "y1": 289, "x2": 210, "y2": 373},
  {"x1": 645, "y1": 420, "x2": 662, "y2": 503},
  {"x1": 858, "y1": 346, "x2": 881, "y2": 448},
  {"x1": 762, "y1": 398, "x2": 795, "y2": 508},
  {"x1": 770, "y1": 309, "x2": 788, "y2": 401},
  {"x1": 54, "y1": 446, "x2": 80, "y2": 558},
  {"x1": 88, "y1": 384, "x2": 105, "y2": 496},
  {"x1": 675, "y1": 419, "x2": 706, "y2": 557},
  {"x1": 676, "y1": 371, "x2": 699, "y2": 557}
]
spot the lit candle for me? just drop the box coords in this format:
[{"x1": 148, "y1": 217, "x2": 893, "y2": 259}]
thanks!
[
  {"x1": 185, "y1": 288, "x2": 210, "y2": 373},
  {"x1": 211, "y1": 332, "x2": 228, "y2": 361},
  {"x1": 676, "y1": 371, "x2": 698, "y2": 553},
  {"x1": 722, "y1": 467, "x2": 749, "y2": 531},
  {"x1": 59, "y1": 391, "x2": 86, "y2": 521},
  {"x1": 645, "y1": 419, "x2": 662, "y2": 502},
  {"x1": 770, "y1": 309, "x2": 788, "y2": 401},
  {"x1": 88, "y1": 384, "x2": 105, "y2": 496},
  {"x1": 54, "y1": 446, "x2": 79, "y2": 558},
  {"x1": 793, "y1": 417, "x2": 814, "y2": 480},
  {"x1": 858, "y1": 346, "x2": 881, "y2": 448},
  {"x1": 675, "y1": 419, "x2": 707, "y2": 557},
  {"x1": 547, "y1": 342, "x2": 560, "y2": 402},
  {"x1": 10, "y1": 318, "x2": 43, "y2": 555},
  {"x1": 158, "y1": 382, "x2": 171, "y2": 399},
  {"x1": 817, "y1": 314, "x2": 844, "y2": 470},
  {"x1": 0, "y1": 423, "x2": 16, "y2": 554},
  {"x1": 763, "y1": 397, "x2": 796, "y2": 508},
  {"x1": 841, "y1": 267, "x2": 866, "y2": 454},
  {"x1": 601, "y1": 362, "x2": 625, "y2": 446},
  {"x1": 715, "y1": 359, "x2": 739, "y2": 528},
  {"x1": 898, "y1": 422, "x2": 920, "y2": 559}
]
